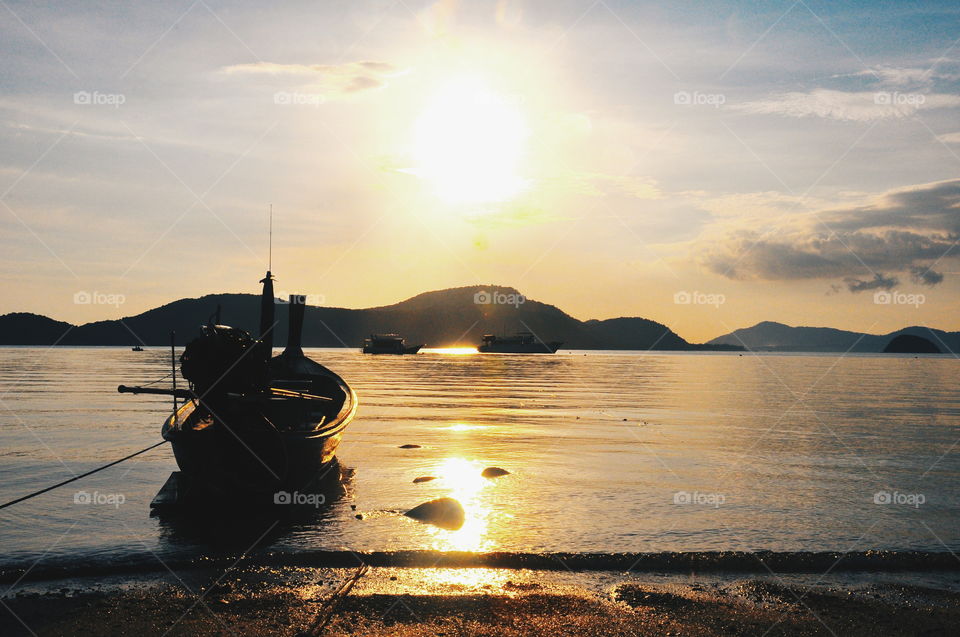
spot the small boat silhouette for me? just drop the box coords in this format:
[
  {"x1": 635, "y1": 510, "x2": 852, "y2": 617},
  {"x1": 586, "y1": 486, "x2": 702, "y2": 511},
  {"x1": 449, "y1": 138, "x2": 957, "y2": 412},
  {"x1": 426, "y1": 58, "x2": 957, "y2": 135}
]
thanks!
[
  {"x1": 478, "y1": 331, "x2": 561, "y2": 354},
  {"x1": 362, "y1": 333, "x2": 423, "y2": 355}
]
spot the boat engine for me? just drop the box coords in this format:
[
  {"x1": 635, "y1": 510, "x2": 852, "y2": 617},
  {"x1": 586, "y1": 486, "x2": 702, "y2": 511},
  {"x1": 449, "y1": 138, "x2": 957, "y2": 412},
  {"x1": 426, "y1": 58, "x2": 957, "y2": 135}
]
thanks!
[{"x1": 180, "y1": 325, "x2": 268, "y2": 395}]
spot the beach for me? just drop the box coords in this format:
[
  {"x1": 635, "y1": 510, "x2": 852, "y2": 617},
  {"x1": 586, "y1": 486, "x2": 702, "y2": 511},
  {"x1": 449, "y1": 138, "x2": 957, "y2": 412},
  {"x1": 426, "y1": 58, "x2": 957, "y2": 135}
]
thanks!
[{"x1": 4, "y1": 565, "x2": 960, "y2": 636}]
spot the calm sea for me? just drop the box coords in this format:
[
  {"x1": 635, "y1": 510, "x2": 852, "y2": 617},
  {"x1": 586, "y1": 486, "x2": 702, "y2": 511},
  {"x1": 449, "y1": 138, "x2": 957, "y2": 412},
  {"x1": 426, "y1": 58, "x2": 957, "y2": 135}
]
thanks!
[{"x1": 0, "y1": 347, "x2": 958, "y2": 574}]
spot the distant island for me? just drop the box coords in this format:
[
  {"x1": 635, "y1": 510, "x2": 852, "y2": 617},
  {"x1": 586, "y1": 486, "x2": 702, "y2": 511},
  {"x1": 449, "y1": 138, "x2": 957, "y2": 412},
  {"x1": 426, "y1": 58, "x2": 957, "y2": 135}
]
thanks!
[
  {"x1": 4, "y1": 292, "x2": 957, "y2": 353},
  {"x1": 0, "y1": 286, "x2": 741, "y2": 351},
  {"x1": 710, "y1": 321, "x2": 957, "y2": 354},
  {"x1": 883, "y1": 334, "x2": 941, "y2": 354}
]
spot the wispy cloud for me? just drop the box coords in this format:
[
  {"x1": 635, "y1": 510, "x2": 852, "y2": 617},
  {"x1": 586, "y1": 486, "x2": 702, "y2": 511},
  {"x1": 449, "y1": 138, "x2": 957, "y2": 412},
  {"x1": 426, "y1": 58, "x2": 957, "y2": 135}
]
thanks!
[
  {"x1": 844, "y1": 273, "x2": 898, "y2": 293},
  {"x1": 732, "y1": 88, "x2": 960, "y2": 122},
  {"x1": 844, "y1": 64, "x2": 959, "y2": 89},
  {"x1": 559, "y1": 172, "x2": 662, "y2": 199},
  {"x1": 221, "y1": 60, "x2": 404, "y2": 96}
]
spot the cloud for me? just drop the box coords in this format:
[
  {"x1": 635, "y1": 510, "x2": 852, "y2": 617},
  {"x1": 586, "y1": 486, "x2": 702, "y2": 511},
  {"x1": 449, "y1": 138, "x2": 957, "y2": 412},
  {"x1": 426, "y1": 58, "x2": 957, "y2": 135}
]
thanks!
[
  {"x1": 825, "y1": 179, "x2": 960, "y2": 234},
  {"x1": 222, "y1": 60, "x2": 402, "y2": 96},
  {"x1": 910, "y1": 265, "x2": 945, "y2": 286},
  {"x1": 844, "y1": 65, "x2": 959, "y2": 89},
  {"x1": 733, "y1": 88, "x2": 960, "y2": 122},
  {"x1": 844, "y1": 273, "x2": 898, "y2": 293},
  {"x1": 937, "y1": 132, "x2": 960, "y2": 144},
  {"x1": 698, "y1": 179, "x2": 960, "y2": 289},
  {"x1": 557, "y1": 172, "x2": 661, "y2": 199}
]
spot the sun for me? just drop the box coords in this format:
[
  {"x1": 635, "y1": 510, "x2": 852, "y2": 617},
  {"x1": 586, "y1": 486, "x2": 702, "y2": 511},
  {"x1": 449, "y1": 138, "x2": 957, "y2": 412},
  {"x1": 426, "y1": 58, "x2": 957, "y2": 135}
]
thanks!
[{"x1": 412, "y1": 77, "x2": 529, "y2": 205}]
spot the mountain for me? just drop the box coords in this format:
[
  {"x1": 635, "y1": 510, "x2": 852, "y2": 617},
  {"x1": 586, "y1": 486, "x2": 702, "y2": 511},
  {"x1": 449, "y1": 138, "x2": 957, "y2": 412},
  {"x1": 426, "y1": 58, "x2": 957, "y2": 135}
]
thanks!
[
  {"x1": 883, "y1": 334, "x2": 941, "y2": 354},
  {"x1": 0, "y1": 313, "x2": 76, "y2": 345},
  {"x1": 709, "y1": 321, "x2": 959, "y2": 353},
  {"x1": 0, "y1": 285, "x2": 735, "y2": 351}
]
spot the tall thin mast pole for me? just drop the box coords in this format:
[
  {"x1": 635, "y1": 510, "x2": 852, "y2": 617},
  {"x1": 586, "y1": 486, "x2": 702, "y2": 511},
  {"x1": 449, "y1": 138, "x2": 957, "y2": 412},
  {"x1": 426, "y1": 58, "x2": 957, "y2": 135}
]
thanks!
[
  {"x1": 170, "y1": 331, "x2": 177, "y2": 415},
  {"x1": 269, "y1": 203, "x2": 273, "y2": 271}
]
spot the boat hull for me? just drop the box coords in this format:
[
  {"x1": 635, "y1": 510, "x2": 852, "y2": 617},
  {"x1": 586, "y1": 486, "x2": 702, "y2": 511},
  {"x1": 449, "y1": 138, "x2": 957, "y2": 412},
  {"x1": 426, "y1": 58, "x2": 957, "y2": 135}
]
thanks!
[
  {"x1": 362, "y1": 343, "x2": 423, "y2": 354},
  {"x1": 478, "y1": 341, "x2": 562, "y2": 353},
  {"x1": 162, "y1": 373, "x2": 357, "y2": 498},
  {"x1": 164, "y1": 405, "x2": 346, "y2": 495}
]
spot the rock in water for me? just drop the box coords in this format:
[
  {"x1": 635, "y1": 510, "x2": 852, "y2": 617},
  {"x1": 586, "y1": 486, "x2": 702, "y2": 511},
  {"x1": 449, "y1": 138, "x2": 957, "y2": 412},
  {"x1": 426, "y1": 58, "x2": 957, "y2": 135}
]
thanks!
[
  {"x1": 404, "y1": 497, "x2": 465, "y2": 530},
  {"x1": 398, "y1": 444, "x2": 421, "y2": 449},
  {"x1": 413, "y1": 476, "x2": 437, "y2": 484},
  {"x1": 482, "y1": 466, "x2": 510, "y2": 478}
]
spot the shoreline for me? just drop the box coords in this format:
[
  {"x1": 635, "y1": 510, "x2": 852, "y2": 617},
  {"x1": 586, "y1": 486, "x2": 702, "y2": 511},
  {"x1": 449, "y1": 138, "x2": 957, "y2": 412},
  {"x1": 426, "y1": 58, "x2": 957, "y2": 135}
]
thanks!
[
  {"x1": 3, "y1": 566, "x2": 960, "y2": 636},
  {"x1": 3, "y1": 549, "x2": 959, "y2": 585}
]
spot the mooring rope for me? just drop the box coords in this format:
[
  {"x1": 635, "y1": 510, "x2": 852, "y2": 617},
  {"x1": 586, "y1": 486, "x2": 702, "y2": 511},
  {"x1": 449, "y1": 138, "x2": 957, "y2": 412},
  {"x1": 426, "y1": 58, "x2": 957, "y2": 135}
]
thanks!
[
  {"x1": 138, "y1": 371, "x2": 174, "y2": 388},
  {"x1": 0, "y1": 441, "x2": 168, "y2": 510},
  {"x1": 297, "y1": 563, "x2": 370, "y2": 636}
]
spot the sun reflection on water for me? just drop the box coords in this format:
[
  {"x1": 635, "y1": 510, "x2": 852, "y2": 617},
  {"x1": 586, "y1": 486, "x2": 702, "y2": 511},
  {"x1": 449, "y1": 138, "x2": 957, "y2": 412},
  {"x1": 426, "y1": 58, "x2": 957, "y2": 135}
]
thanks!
[
  {"x1": 446, "y1": 422, "x2": 483, "y2": 432},
  {"x1": 424, "y1": 347, "x2": 479, "y2": 355},
  {"x1": 427, "y1": 457, "x2": 496, "y2": 552}
]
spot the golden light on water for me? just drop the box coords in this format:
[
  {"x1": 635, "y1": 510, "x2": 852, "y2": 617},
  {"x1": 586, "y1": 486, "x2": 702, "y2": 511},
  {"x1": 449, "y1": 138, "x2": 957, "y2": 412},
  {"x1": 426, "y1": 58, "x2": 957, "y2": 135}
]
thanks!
[
  {"x1": 428, "y1": 457, "x2": 496, "y2": 552},
  {"x1": 412, "y1": 77, "x2": 529, "y2": 205},
  {"x1": 419, "y1": 567, "x2": 511, "y2": 591},
  {"x1": 446, "y1": 422, "x2": 483, "y2": 432},
  {"x1": 426, "y1": 347, "x2": 479, "y2": 355}
]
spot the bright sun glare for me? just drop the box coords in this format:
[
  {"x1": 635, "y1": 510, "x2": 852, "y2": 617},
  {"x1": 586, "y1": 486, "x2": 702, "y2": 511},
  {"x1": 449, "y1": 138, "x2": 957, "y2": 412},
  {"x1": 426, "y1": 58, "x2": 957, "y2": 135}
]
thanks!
[
  {"x1": 428, "y1": 457, "x2": 494, "y2": 552},
  {"x1": 413, "y1": 78, "x2": 529, "y2": 205}
]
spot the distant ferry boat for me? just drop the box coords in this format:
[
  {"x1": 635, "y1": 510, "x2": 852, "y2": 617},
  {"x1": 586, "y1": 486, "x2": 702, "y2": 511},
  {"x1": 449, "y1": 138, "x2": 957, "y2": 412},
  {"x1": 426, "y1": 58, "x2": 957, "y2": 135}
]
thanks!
[
  {"x1": 131, "y1": 346, "x2": 144, "y2": 351},
  {"x1": 477, "y1": 332, "x2": 562, "y2": 354},
  {"x1": 362, "y1": 334, "x2": 423, "y2": 355}
]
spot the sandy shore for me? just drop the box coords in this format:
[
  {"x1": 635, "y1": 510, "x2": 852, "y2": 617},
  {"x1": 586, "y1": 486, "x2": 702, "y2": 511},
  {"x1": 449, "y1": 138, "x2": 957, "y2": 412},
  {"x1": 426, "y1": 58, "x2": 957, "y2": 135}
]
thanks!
[{"x1": 3, "y1": 566, "x2": 960, "y2": 636}]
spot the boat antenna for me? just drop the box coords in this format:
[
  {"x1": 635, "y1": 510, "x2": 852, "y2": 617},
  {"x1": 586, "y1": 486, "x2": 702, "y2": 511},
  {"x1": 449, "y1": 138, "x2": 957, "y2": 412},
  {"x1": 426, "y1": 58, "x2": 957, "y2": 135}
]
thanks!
[
  {"x1": 170, "y1": 331, "x2": 177, "y2": 415},
  {"x1": 268, "y1": 203, "x2": 273, "y2": 272}
]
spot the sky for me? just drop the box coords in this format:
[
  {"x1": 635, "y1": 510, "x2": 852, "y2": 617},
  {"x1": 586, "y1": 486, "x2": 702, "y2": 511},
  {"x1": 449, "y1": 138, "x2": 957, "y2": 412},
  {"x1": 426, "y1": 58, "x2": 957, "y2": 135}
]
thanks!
[{"x1": 1, "y1": 0, "x2": 959, "y2": 343}]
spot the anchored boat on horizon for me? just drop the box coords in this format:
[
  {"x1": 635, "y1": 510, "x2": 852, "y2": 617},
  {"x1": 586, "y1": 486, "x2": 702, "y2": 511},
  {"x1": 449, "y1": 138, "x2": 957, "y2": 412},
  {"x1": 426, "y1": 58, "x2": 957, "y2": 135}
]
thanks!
[
  {"x1": 362, "y1": 333, "x2": 423, "y2": 355},
  {"x1": 477, "y1": 331, "x2": 562, "y2": 354}
]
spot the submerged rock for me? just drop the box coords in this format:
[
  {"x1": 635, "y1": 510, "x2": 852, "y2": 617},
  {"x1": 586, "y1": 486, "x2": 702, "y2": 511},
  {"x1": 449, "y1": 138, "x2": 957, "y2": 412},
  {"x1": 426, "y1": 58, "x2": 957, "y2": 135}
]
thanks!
[
  {"x1": 413, "y1": 476, "x2": 437, "y2": 483},
  {"x1": 404, "y1": 497, "x2": 465, "y2": 530},
  {"x1": 398, "y1": 444, "x2": 422, "y2": 449},
  {"x1": 481, "y1": 466, "x2": 510, "y2": 478}
]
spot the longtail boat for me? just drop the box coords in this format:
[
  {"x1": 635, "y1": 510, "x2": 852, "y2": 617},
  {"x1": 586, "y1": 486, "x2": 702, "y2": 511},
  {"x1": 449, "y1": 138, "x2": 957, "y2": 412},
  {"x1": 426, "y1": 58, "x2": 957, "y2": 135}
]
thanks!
[{"x1": 119, "y1": 270, "x2": 357, "y2": 500}]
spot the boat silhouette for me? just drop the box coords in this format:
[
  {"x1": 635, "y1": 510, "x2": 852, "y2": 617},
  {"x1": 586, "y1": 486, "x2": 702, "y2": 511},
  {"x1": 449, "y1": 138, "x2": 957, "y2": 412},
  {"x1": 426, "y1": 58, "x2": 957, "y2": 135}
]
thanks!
[
  {"x1": 362, "y1": 333, "x2": 423, "y2": 355},
  {"x1": 477, "y1": 331, "x2": 562, "y2": 354},
  {"x1": 119, "y1": 270, "x2": 357, "y2": 500}
]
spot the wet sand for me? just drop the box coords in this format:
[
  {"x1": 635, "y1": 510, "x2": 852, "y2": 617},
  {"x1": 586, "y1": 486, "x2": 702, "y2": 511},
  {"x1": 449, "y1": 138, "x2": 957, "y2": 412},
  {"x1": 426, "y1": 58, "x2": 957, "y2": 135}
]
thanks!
[{"x1": 3, "y1": 566, "x2": 959, "y2": 636}]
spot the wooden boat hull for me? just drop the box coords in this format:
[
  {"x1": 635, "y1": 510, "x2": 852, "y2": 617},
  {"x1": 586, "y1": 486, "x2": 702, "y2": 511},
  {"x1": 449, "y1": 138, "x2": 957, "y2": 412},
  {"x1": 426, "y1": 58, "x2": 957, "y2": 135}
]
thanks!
[{"x1": 162, "y1": 373, "x2": 357, "y2": 498}]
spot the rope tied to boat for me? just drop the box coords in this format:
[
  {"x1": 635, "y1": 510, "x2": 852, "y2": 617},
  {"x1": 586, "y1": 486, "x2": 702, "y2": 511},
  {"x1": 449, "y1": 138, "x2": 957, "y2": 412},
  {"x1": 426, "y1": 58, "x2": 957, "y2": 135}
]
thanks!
[
  {"x1": 0, "y1": 441, "x2": 167, "y2": 510},
  {"x1": 296, "y1": 563, "x2": 369, "y2": 636},
  {"x1": 137, "y1": 371, "x2": 174, "y2": 388}
]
